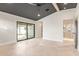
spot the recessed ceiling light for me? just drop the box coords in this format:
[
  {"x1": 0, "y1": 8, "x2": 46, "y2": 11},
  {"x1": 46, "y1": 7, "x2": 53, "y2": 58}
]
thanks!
[
  {"x1": 64, "y1": 7, "x2": 66, "y2": 9},
  {"x1": 64, "y1": 3, "x2": 68, "y2": 5},
  {"x1": 37, "y1": 13, "x2": 40, "y2": 17},
  {"x1": 45, "y1": 9, "x2": 49, "y2": 11}
]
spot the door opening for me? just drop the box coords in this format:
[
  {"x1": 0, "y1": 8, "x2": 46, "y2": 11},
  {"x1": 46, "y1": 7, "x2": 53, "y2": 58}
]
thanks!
[{"x1": 63, "y1": 19, "x2": 78, "y2": 49}]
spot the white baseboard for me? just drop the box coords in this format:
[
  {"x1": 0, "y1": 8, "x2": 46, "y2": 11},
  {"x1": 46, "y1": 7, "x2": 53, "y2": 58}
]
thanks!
[
  {"x1": 43, "y1": 39, "x2": 63, "y2": 43},
  {"x1": 0, "y1": 41, "x2": 17, "y2": 46}
]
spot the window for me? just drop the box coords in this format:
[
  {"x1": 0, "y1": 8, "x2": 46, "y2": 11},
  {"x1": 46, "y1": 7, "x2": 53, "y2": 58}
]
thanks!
[
  {"x1": 17, "y1": 21, "x2": 35, "y2": 41},
  {"x1": 28, "y1": 24, "x2": 35, "y2": 39}
]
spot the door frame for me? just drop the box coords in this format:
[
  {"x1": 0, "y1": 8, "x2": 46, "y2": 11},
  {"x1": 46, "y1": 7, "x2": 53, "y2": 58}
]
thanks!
[
  {"x1": 63, "y1": 19, "x2": 74, "y2": 41},
  {"x1": 75, "y1": 19, "x2": 78, "y2": 49},
  {"x1": 63, "y1": 19, "x2": 78, "y2": 49}
]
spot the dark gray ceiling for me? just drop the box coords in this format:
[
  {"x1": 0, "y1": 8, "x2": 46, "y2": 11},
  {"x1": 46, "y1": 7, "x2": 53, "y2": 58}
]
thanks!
[
  {"x1": 0, "y1": 3, "x2": 77, "y2": 21},
  {"x1": 57, "y1": 3, "x2": 77, "y2": 10},
  {"x1": 0, "y1": 3, "x2": 56, "y2": 20}
]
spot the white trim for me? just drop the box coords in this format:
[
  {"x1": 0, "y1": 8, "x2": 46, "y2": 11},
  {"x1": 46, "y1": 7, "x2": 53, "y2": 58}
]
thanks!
[{"x1": 43, "y1": 39, "x2": 63, "y2": 43}]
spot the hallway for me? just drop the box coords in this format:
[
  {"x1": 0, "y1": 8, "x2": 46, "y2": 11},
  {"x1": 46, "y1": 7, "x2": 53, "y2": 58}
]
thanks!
[{"x1": 0, "y1": 38, "x2": 79, "y2": 56}]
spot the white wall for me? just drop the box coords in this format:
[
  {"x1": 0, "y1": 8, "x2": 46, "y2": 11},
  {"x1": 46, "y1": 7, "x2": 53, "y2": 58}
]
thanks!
[
  {"x1": 39, "y1": 8, "x2": 76, "y2": 42},
  {"x1": 0, "y1": 11, "x2": 41, "y2": 45}
]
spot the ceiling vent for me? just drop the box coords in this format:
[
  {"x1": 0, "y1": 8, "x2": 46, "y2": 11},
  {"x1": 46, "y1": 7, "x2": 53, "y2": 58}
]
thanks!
[
  {"x1": 45, "y1": 9, "x2": 49, "y2": 11},
  {"x1": 36, "y1": 4, "x2": 41, "y2": 6}
]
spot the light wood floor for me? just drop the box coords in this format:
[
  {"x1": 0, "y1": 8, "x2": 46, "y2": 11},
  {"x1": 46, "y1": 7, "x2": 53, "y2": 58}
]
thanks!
[{"x1": 0, "y1": 38, "x2": 79, "y2": 56}]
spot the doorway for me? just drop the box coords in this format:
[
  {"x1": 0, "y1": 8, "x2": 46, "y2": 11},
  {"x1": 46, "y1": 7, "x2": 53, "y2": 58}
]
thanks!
[
  {"x1": 17, "y1": 21, "x2": 35, "y2": 41},
  {"x1": 63, "y1": 20, "x2": 78, "y2": 49}
]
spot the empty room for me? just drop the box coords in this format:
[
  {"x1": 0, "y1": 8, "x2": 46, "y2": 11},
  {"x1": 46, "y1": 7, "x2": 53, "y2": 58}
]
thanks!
[{"x1": 0, "y1": 3, "x2": 79, "y2": 56}]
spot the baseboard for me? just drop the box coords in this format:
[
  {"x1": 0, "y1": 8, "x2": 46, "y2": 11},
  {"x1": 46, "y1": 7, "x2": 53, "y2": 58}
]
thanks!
[
  {"x1": 43, "y1": 39, "x2": 63, "y2": 43},
  {"x1": 0, "y1": 41, "x2": 17, "y2": 46}
]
